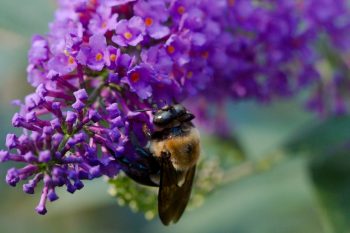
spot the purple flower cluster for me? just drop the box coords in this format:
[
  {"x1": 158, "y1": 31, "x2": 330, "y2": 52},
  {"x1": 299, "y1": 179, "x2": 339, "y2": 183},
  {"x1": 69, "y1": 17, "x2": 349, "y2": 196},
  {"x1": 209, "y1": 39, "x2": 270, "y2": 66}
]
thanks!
[
  {"x1": 2, "y1": 0, "x2": 350, "y2": 214},
  {"x1": 299, "y1": 0, "x2": 350, "y2": 115},
  {"x1": 3, "y1": 86, "x2": 124, "y2": 214}
]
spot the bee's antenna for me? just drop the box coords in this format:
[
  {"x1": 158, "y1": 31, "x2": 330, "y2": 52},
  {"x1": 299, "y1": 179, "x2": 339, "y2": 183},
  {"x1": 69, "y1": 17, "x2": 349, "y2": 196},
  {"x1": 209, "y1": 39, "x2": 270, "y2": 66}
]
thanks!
[{"x1": 134, "y1": 109, "x2": 153, "y2": 112}]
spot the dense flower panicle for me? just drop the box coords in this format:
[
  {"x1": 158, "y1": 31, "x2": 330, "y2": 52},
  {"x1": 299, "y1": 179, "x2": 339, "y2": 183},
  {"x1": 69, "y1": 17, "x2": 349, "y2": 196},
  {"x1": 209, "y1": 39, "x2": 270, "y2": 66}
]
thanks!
[
  {"x1": 2, "y1": 86, "x2": 124, "y2": 213},
  {"x1": 2, "y1": 0, "x2": 350, "y2": 214},
  {"x1": 299, "y1": 0, "x2": 350, "y2": 116}
]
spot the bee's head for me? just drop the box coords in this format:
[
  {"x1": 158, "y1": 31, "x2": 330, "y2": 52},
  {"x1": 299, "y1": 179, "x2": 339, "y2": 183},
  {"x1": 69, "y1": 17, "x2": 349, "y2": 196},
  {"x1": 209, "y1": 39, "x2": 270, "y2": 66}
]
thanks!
[{"x1": 152, "y1": 104, "x2": 195, "y2": 127}]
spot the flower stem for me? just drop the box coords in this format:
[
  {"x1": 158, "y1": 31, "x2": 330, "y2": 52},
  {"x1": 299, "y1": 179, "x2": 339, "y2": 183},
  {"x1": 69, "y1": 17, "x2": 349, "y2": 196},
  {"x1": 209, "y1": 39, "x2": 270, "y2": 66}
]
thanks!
[{"x1": 57, "y1": 134, "x2": 70, "y2": 153}]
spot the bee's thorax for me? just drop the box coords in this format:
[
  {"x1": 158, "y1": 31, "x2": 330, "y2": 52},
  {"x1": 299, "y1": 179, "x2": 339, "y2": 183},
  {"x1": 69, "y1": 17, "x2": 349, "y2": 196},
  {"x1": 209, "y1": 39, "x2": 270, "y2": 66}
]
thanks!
[{"x1": 150, "y1": 127, "x2": 200, "y2": 171}]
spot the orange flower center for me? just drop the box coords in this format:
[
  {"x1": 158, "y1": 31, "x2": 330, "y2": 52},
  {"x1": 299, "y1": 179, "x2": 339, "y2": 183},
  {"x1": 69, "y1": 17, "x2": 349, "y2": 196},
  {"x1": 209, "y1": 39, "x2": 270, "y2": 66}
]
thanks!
[
  {"x1": 95, "y1": 53, "x2": 103, "y2": 61},
  {"x1": 167, "y1": 45, "x2": 175, "y2": 54},
  {"x1": 110, "y1": 54, "x2": 117, "y2": 62},
  {"x1": 68, "y1": 56, "x2": 75, "y2": 65},
  {"x1": 124, "y1": 32, "x2": 133, "y2": 40},
  {"x1": 187, "y1": 71, "x2": 193, "y2": 79},
  {"x1": 228, "y1": 0, "x2": 235, "y2": 6},
  {"x1": 130, "y1": 72, "x2": 140, "y2": 83},
  {"x1": 177, "y1": 6, "x2": 185, "y2": 15},
  {"x1": 201, "y1": 51, "x2": 209, "y2": 59},
  {"x1": 101, "y1": 21, "x2": 107, "y2": 29},
  {"x1": 145, "y1": 17, "x2": 153, "y2": 27}
]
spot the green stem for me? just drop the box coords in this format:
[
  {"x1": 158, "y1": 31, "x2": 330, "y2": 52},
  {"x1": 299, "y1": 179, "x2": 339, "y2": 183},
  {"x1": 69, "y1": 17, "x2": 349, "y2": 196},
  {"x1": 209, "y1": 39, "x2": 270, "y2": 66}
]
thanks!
[
  {"x1": 57, "y1": 134, "x2": 70, "y2": 152},
  {"x1": 109, "y1": 83, "x2": 124, "y2": 93}
]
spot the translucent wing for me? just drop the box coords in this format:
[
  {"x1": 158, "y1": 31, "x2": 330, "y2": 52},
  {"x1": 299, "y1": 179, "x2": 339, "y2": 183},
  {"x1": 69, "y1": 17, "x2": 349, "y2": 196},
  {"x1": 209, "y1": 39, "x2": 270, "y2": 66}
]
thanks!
[{"x1": 158, "y1": 153, "x2": 196, "y2": 225}]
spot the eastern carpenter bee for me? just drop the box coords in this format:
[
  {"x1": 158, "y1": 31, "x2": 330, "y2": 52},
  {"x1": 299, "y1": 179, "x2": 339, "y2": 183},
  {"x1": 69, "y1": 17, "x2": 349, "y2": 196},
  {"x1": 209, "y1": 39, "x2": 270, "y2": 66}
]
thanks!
[{"x1": 116, "y1": 104, "x2": 200, "y2": 225}]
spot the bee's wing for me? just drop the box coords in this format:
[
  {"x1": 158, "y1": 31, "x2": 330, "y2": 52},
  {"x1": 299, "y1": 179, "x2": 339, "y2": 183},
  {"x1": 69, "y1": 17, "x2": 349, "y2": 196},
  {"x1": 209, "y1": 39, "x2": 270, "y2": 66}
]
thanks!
[
  {"x1": 171, "y1": 166, "x2": 196, "y2": 224},
  {"x1": 158, "y1": 154, "x2": 196, "y2": 225}
]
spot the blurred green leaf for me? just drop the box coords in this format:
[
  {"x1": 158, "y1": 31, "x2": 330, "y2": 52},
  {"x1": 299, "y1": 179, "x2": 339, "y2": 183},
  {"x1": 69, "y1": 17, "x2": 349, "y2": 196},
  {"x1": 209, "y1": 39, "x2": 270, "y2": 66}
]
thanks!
[
  {"x1": 309, "y1": 147, "x2": 350, "y2": 233},
  {"x1": 284, "y1": 116, "x2": 350, "y2": 157},
  {"x1": 273, "y1": 115, "x2": 350, "y2": 233}
]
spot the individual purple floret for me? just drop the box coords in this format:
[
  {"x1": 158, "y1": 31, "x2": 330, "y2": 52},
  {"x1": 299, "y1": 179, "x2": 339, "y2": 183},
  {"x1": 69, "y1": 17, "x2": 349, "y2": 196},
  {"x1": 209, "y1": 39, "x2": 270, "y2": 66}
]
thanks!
[
  {"x1": 112, "y1": 16, "x2": 146, "y2": 47},
  {"x1": 77, "y1": 34, "x2": 108, "y2": 71},
  {"x1": 133, "y1": 0, "x2": 170, "y2": 39}
]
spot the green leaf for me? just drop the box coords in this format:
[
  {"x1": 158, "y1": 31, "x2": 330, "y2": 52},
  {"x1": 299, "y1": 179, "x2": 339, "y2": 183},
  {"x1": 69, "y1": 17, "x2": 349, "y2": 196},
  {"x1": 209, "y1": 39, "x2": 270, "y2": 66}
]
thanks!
[
  {"x1": 309, "y1": 147, "x2": 350, "y2": 233},
  {"x1": 284, "y1": 116, "x2": 350, "y2": 157},
  {"x1": 250, "y1": 115, "x2": 350, "y2": 233}
]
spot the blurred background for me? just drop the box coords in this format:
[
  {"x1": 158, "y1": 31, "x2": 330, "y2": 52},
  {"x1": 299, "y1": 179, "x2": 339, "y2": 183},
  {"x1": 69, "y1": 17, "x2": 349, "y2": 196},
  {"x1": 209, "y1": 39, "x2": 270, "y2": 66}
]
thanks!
[{"x1": 0, "y1": 0, "x2": 349, "y2": 233}]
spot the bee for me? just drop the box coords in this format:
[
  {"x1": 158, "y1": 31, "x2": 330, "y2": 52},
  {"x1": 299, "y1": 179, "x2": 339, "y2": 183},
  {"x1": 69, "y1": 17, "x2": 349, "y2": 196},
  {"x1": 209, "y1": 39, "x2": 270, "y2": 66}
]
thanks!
[
  {"x1": 117, "y1": 104, "x2": 200, "y2": 225},
  {"x1": 150, "y1": 104, "x2": 200, "y2": 225}
]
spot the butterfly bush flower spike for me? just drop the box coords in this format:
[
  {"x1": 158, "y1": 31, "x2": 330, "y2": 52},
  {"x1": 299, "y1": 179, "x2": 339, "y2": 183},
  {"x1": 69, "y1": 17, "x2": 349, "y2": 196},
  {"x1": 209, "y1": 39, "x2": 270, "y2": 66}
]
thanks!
[{"x1": 2, "y1": 0, "x2": 350, "y2": 215}]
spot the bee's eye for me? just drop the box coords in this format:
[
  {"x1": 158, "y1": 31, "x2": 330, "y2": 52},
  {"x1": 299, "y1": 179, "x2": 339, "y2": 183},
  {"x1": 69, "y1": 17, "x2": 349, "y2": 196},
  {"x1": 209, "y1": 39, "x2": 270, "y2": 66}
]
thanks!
[
  {"x1": 173, "y1": 104, "x2": 186, "y2": 115},
  {"x1": 179, "y1": 113, "x2": 195, "y2": 122}
]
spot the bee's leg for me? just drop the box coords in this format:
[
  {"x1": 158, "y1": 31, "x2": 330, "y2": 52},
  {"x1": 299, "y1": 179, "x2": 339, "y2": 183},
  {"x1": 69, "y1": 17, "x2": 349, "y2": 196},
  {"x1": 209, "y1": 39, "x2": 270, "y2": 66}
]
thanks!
[
  {"x1": 142, "y1": 124, "x2": 152, "y2": 139},
  {"x1": 159, "y1": 150, "x2": 186, "y2": 185}
]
